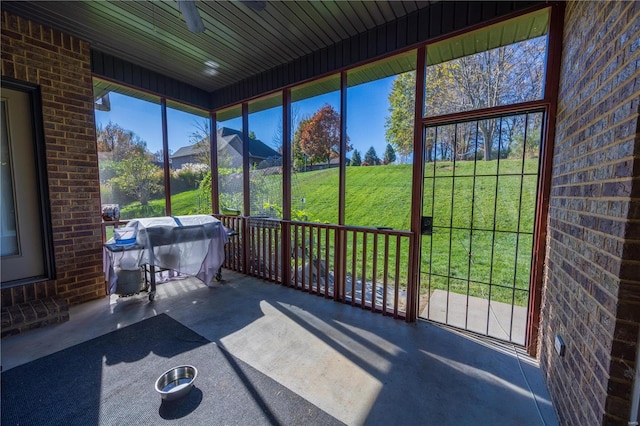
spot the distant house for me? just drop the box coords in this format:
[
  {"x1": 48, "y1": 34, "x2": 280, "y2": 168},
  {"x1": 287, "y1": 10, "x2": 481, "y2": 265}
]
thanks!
[
  {"x1": 170, "y1": 127, "x2": 280, "y2": 170},
  {"x1": 170, "y1": 144, "x2": 203, "y2": 170},
  {"x1": 299, "y1": 156, "x2": 350, "y2": 172}
]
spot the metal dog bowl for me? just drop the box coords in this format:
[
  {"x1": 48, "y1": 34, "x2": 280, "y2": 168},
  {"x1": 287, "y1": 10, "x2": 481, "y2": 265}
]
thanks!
[{"x1": 155, "y1": 365, "x2": 198, "y2": 401}]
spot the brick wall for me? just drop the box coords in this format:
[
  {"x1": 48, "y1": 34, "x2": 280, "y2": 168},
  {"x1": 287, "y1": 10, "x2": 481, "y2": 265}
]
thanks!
[
  {"x1": 540, "y1": 1, "x2": 640, "y2": 425},
  {"x1": 1, "y1": 11, "x2": 105, "y2": 306}
]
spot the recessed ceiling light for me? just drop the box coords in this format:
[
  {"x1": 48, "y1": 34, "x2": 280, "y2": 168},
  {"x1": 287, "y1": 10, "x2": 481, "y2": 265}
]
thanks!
[{"x1": 204, "y1": 60, "x2": 220, "y2": 76}]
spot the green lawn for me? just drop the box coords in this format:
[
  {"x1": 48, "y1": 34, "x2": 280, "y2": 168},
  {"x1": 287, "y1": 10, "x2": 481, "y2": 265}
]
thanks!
[
  {"x1": 119, "y1": 190, "x2": 212, "y2": 219},
  {"x1": 290, "y1": 161, "x2": 536, "y2": 307},
  {"x1": 117, "y1": 159, "x2": 538, "y2": 306},
  {"x1": 291, "y1": 164, "x2": 414, "y2": 229}
]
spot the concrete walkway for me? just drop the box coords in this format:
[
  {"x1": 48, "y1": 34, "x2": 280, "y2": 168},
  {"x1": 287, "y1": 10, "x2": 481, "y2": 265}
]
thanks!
[
  {"x1": 2, "y1": 270, "x2": 557, "y2": 425},
  {"x1": 422, "y1": 290, "x2": 527, "y2": 345}
]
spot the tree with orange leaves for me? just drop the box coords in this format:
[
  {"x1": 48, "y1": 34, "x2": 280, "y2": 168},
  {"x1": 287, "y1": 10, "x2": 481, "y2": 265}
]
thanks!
[{"x1": 298, "y1": 104, "x2": 349, "y2": 165}]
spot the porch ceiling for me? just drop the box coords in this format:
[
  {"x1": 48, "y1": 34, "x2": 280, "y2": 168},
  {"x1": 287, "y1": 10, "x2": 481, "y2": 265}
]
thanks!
[{"x1": 2, "y1": 0, "x2": 434, "y2": 93}]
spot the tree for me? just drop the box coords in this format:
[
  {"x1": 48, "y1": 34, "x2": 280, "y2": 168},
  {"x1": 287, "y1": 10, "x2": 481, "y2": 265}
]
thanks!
[
  {"x1": 111, "y1": 152, "x2": 163, "y2": 207},
  {"x1": 363, "y1": 146, "x2": 380, "y2": 166},
  {"x1": 384, "y1": 72, "x2": 415, "y2": 162},
  {"x1": 382, "y1": 144, "x2": 396, "y2": 165},
  {"x1": 426, "y1": 37, "x2": 547, "y2": 160},
  {"x1": 386, "y1": 36, "x2": 546, "y2": 162},
  {"x1": 96, "y1": 121, "x2": 148, "y2": 161},
  {"x1": 350, "y1": 149, "x2": 362, "y2": 166},
  {"x1": 96, "y1": 122, "x2": 157, "y2": 205},
  {"x1": 292, "y1": 117, "x2": 311, "y2": 171},
  {"x1": 152, "y1": 149, "x2": 165, "y2": 164},
  {"x1": 298, "y1": 104, "x2": 349, "y2": 165},
  {"x1": 188, "y1": 119, "x2": 212, "y2": 166},
  {"x1": 272, "y1": 106, "x2": 301, "y2": 154}
]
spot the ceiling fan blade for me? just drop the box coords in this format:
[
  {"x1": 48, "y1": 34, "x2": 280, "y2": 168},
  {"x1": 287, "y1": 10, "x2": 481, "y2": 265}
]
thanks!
[
  {"x1": 176, "y1": 0, "x2": 205, "y2": 33},
  {"x1": 239, "y1": 1, "x2": 267, "y2": 12}
]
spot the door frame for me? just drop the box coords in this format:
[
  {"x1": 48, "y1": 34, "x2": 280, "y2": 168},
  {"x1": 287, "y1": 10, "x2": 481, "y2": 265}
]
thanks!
[
  {"x1": 1, "y1": 77, "x2": 55, "y2": 287},
  {"x1": 407, "y1": 3, "x2": 565, "y2": 357}
]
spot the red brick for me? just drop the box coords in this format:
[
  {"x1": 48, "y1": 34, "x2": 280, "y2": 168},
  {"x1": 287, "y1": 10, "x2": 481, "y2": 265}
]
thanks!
[
  {"x1": 1, "y1": 10, "x2": 104, "y2": 317},
  {"x1": 542, "y1": 1, "x2": 640, "y2": 424}
]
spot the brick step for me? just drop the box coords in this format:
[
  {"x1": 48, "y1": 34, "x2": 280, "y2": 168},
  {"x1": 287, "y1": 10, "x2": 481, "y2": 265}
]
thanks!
[{"x1": 1, "y1": 298, "x2": 69, "y2": 339}]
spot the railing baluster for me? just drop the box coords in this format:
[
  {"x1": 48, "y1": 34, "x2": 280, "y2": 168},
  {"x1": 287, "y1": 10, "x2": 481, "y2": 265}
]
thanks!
[
  {"x1": 395, "y1": 236, "x2": 401, "y2": 318},
  {"x1": 301, "y1": 224, "x2": 307, "y2": 290},
  {"x1": 266, "y1": 227, "x2": 272, "y2": 281},
  {"x1": 274, "y1": 227, "x2": 279, "y2": 283},
  {"x1": 250, "y1": 224, "x2": 256, "y2": 276},
  {"x1": 335, "y1": 227, "x2": 343, "y2": 301},
  {"x1": 234, "y1": 217, "x2": 240, "y2": 271},
  {"x1": 262, "y1": 225, "x2": 267, "y2": 279},
  {"x1": 361, "y1": 231, "x2": 367, "y2": 309},
  {"x1": 293, "y1": 224, "x2": 299, "y2": 288},
  {"x1": 351, "y1": 231, "x2": 357, "y2": 306},
  {"x1": 308, "y1": 225, "x2": 314, "y2": 292},
  {"x1": 238, "y1": 217, "x2": 243, "y2": 271},
  {"x1": 372, "y1": 232, "x2": 378, "y2": 312},
  {"x1": 316, "y1": 226, "x2": 321, "y2": 294},
  {"x1": 383, "y1": 234, "x2": 390, "y2": 315},
  {"x1": 324, "y1": 227, "x2": 330, "y2": 297}
]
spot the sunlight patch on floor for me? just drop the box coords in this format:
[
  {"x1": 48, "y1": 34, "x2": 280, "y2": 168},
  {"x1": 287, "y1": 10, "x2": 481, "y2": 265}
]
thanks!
[{"x1": 220, "y1": 300, "x2": 384, "y2": 425}]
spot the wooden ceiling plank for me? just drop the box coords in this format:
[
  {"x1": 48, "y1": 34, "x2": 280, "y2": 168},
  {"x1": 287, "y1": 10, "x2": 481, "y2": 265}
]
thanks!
[
  {"x1": 361, "y1": 1, "x2": 387, "y2": 27},
  {"x1": 256, "y1": 2, "x2": 324, "y2": 52},
  {"x1": 388, "y1": 1, "x2": 409, "y2": 19},
  {"x1": 293, "y1": 1, "x2": 343, "y2": 44},
  {"x1": 3, "y1": 0, "x2": 438, "y2": 93},
  {"x1": 373, "y1": 1, "x2": 396, "y2": 22},
  {"x1": 307, "y1": 2, "x2": 349, "y2": 40},
  {"x1": 317, "y1": 1, "x2": 359, "y2": 38},
  {"x1": 203, "y1": 1, "x2": 305, "y2": 63},
  {"x1": 335, "y1": 1, "x2": 369, "y2": 33}
]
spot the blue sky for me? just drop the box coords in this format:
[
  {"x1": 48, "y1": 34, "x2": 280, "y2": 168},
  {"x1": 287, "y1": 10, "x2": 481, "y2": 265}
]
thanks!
[{"x1": 94, "y1": 76, "x2": 395, "y2": 158}]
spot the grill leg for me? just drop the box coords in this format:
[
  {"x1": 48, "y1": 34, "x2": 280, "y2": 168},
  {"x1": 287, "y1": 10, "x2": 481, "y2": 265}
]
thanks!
[{"x1": 148, "y1": 265, "x2": 156, "y2": 301}]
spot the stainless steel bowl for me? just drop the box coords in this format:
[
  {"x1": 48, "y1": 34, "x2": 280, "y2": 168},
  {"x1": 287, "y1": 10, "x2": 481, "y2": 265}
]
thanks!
[{"x1": 155, "y1": 365, "x2": 198, "y2": 401}]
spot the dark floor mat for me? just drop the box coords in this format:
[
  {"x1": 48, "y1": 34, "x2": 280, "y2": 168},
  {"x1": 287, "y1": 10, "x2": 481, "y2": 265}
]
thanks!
[{"x1": 1, "y1": 314, "x2": 343, "y2": 426}]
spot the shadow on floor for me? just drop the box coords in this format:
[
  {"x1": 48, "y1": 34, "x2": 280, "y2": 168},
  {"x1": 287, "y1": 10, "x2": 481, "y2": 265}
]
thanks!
[{"x1": 1, "y1": 270, "x2": 558, "y2": 425}]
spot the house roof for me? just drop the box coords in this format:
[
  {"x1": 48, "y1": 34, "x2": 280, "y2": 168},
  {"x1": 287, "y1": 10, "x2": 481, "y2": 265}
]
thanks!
[
  {"x1": 170, "y1": 127, "x2": 280, "y2": 160},
  {"x1": 218, "y1": 128, "x2": 279, "y2": 160},
  {"x1": 171, "y1": 144, "x2": 200, "y2": 159}
]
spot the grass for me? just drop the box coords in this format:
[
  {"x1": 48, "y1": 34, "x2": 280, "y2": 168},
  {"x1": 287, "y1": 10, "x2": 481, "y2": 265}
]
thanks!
[
  {"x1": 119, "y1": 190, "x2": 212, "y2": 219},
  {"x1": 289, "y1": 161, "x2": 536, "y2": 307},
  {"x1": 288, "y1": 164, "x2": 414, "y2": 228},
  {"x1": 117, "y1": 159, "x2": 538, "y2": 306}
]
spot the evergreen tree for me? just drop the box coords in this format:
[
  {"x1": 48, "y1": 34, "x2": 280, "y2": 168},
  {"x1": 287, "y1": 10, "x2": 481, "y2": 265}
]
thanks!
[
  {"x1": 383, "y1": 144, "x2": 396, "y2": 164},
  {"x1": 350, "y1": 149, "x2": 361, "y2": 166},
  {"x1": 363, "y1": 146, "x2": 380, "y2": 165}
]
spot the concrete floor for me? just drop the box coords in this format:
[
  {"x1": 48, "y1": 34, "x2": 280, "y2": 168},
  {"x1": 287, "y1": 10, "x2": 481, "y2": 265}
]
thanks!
[
  {"x1": 423, "y1": 290, "x2": 527, "y2": 345},
  {"x1": 1, "y1": 270, "x2": 559, "y2": 425}
]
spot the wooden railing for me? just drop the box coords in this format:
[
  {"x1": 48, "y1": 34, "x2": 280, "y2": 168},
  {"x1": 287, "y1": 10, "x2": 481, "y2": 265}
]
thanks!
[
  {"x1": 217, "y1": 215, "x2": 412, "y2": 319},
  {"x1": 104, "y1": 216, "x2": 413, "y2": 319}
]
